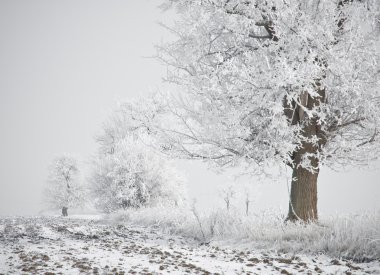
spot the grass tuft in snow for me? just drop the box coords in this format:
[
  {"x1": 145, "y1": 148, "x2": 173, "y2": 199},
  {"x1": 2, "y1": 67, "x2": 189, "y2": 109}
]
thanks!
[{"x1": 107, "y1": 207, "x2": 380, "y2": 262}]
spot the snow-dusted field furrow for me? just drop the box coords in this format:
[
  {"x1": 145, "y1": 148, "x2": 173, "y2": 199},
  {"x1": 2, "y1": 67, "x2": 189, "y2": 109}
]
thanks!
[{"x1": 0, "y1": 216, "x2": 379, "y2": 274}]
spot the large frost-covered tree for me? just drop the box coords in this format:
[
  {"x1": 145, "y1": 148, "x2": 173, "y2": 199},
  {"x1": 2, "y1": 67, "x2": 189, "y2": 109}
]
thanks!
[
  {"x1": 133, "y1": 0, "x2": 380, "y2": 222},
  {"x1": 43, "y1": 155, "x2": 85, "y2": 216},
  {"x1": 90, "y1": 105, "x2": 187, "y2": 213}
]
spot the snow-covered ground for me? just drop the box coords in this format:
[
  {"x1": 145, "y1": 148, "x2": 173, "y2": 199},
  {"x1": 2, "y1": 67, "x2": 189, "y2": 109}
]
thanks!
[{"x1": 0, "y1": 215, "x2": 379, "y2": 274}]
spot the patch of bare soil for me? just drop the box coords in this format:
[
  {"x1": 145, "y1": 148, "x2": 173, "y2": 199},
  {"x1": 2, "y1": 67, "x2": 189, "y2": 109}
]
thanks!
[{"x1": 0, "y1": 216, "x2": 378, "y2": 274}]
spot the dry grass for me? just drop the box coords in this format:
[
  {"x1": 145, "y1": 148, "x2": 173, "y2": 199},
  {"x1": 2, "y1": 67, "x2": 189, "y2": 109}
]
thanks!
[{"x1": 109, "y1": 207, "x2": 380, "y2": 262}]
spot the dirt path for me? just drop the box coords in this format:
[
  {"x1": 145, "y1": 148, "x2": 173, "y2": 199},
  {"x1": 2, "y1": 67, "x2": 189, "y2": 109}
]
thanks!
[{"x1": 0, "y1": 216, "x2": 378, "y2": 274}]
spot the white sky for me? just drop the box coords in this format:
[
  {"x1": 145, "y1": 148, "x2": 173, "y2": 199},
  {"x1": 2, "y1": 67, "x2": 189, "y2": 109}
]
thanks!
[{"x1": 0, "y1": 0, "x2": 379, "y2": 216}]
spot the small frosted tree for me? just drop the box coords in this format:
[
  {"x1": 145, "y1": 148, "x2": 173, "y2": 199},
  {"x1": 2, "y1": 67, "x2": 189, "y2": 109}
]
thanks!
[
  {"x1": 234, "y1": 182, "x2": 258, "y2": 216},
  {"x1": 90, "y1": 105, "x2": 187, "y2": 213},
  {"x1": 44, "y1": 155, "x2": 85, "y2": 216},
  {"x1": 219, "y1": 184, "x2": 235, "y2": 211},
  {"x1": 124, "y1": 0, "x2": 380, "y2": 222}
]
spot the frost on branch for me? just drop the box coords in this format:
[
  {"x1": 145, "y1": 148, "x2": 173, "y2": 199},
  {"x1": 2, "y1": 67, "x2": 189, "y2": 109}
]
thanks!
[{"x1": 149, "y1": 0, "x2": 380, "y2": 174}]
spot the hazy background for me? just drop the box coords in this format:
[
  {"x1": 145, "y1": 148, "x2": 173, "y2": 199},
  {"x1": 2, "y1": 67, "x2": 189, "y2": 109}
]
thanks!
[{"x1": 0, "y1": 0, "x2": 379, "y2": 216}]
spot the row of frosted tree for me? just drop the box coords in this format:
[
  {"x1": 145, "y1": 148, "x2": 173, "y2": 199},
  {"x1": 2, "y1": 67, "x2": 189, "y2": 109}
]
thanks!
[
  {"x1": 43, "y1": 103, "x2": 188, "y2": 216},
  {"x1": 45, "y1": 0, "x2": 380, "y2": 222}
]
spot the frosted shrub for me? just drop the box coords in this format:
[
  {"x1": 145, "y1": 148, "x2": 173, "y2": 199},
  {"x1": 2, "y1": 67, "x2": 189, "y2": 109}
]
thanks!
[
  {"x1": 90, "y1": 137, "x2": 187, "y2": 213},
  {"x1": 90, "y1": 102, "x2": 188, "y2": 213}
]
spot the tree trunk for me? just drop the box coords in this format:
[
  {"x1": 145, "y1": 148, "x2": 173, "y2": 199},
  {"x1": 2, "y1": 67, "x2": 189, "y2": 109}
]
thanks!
[
  {"x1": 286, "y1": 110, "x2": 321, "y2": 222},
  {"x1": 245, "y1": 199, "x2": 249, "y2": 216},
  {"x1": 62, "y1": 207, "x2": 68, "y2": 217},
  {"x1": 283, "y1": 78, "x2": 326, "y2": 223},
  {"x1": 286, "y1": 117, "x2": 320, "y2": 222},
  {"x1": 286, "y1": 165, "x2": 319, "y2": 222}
]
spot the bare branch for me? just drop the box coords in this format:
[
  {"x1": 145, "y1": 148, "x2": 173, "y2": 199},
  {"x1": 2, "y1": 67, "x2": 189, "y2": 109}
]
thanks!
[{"x1": 357, "y1": 129, "x2": 378, "y2": 147}]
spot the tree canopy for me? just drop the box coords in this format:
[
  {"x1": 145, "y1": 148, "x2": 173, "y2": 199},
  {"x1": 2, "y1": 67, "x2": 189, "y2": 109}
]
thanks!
[
  {"x1": 43, "y1": 155, "x2": 85, "y2": 212},
  {"x1": 150, "y1": 0, "x2": 380, "y2": 174}
]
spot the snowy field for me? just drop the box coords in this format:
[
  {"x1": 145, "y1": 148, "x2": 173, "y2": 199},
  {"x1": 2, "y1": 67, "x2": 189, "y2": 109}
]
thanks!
[{"x1": 0, "y1": 215, "x2": 379, "y2": 274}]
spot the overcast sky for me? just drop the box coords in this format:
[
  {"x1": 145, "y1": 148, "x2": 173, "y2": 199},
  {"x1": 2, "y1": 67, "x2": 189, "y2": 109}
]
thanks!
[{"x1": 0, "y1": 0, "x2": 379, "y2": 216}]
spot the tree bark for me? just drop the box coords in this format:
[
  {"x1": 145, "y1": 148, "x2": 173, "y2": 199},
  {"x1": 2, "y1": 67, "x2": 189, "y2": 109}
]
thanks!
[
  {"x1": 286, "y1": 164, "x2": 319, "y2": 222},
  {"x1": 284, "y1": 80, "x2": 327, "y2": 222},
  {"x1": 62, "y1": 207, "x2": 68, "y2": 217},
  {"x1": 286, "y1": 115, "x2": 321, "y2": 222},
  {"x1": 285, "y1": 86, "x2": 325, "y2": 222}
]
